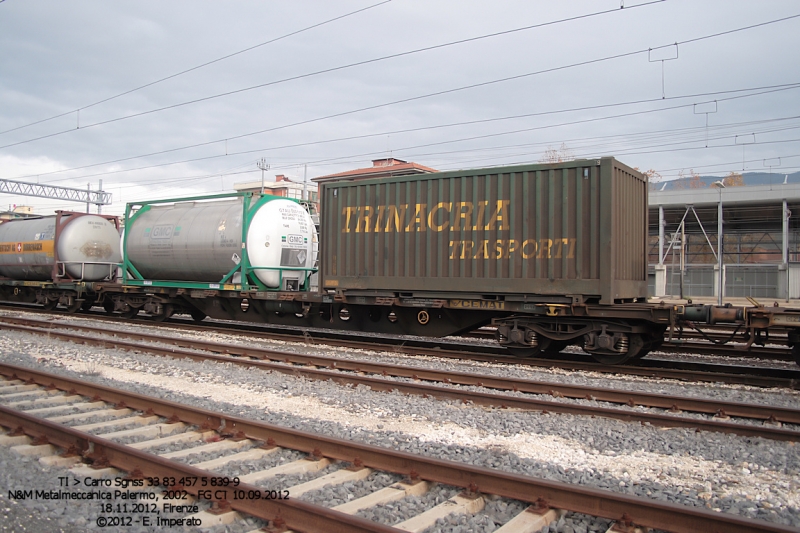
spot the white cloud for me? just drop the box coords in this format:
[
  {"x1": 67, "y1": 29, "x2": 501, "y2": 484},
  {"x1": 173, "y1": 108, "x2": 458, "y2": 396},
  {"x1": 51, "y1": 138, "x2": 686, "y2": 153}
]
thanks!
[{"x1": 0, "y1": 0, "x2": 798, "y2": 217}]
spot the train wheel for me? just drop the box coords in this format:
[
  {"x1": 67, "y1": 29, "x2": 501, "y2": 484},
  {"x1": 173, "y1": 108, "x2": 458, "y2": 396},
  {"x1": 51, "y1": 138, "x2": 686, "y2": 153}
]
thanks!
[
  {"x1": 587, "y1": 334, "x2": 646, "y2": 365},
  {"x1": 190, "y1": 310, "x2": 207, "y2": 322},
  {"x1": 368, "y1": 307, "x2": 382, "y2": 323},
  {"x1": 629, "y1": 333, "x2": 654, "y2": 361},
  {"x1": 588, "y1": 351, "x2": 634, "y2": 365},
  {"x1": 542, "y1": 340, "x2": 571, "y2": 356},
  {"x1": 319, "y1": 306, "x2": 332, "y2": 322},
  {"x1": 153, "y1": 304, "x2": 174, "y2": 323},
  {"x1": 122, "y1": 308, "x2": 139, "y2": 319},
  {"x1": 103, "y1": 299, "x2": 115, "y2": 315},
  {"x1": 505, "y1": 345, "x2": 543, "y2": 358},
  {"x1": 629, "y1": 337, "x2": 655, "y2": 361},
  {"x1": 66, "y1": 300, "x2": 82, "y2": 314},
  {"x1": 81, "y1": 298, "x2": 96, "y2": 311},
  {"x1": 43, "y1": 300, "x2": 58, "y2": 311}
]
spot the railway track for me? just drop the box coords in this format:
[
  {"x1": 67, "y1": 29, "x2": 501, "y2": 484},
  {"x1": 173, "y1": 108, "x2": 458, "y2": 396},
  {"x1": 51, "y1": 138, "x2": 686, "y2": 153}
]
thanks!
[
  {"x1": 0, "y1": 363, "x2": 797, "y2": 533},
  {"x1": 0, "y1": 302, "x2": 800, "y2": 378},
  {"x1": 1, "y1": 300, "x2": 797, "y2": 367},
  {"x1": 166, "y1": 317, "x2": 799, "y2": 388},
  {"x1": 1, "y1": 303, "x2": 798, "y2": 388},
  {"x1": 1, "y1": 315, "x2": 798, "y2": 442}
]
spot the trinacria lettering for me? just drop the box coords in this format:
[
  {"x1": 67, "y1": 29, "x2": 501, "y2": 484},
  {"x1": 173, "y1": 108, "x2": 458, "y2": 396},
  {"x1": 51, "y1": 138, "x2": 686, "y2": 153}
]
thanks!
[{"x1": 341, "y1": 201, "x2": 511, "y2": 233}]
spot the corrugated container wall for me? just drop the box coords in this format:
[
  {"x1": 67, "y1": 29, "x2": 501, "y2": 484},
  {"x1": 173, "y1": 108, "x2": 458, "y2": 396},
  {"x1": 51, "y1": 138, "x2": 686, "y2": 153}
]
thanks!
[{"x1": 320, "y1": 158, "x2": 647, "y2": 304}]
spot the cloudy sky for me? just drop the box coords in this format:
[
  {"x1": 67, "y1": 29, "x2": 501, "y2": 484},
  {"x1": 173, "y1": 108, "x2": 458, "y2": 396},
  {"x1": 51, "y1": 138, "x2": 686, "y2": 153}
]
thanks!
[{"x1": 1, "y1": 0, "x2": 799, "y2": 216}]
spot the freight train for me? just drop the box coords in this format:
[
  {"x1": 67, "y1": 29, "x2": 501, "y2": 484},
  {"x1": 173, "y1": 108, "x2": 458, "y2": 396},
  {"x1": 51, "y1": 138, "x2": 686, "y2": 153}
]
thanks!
[{"x1": 1, "y1": 157, "x2": 799, "y2": 366}]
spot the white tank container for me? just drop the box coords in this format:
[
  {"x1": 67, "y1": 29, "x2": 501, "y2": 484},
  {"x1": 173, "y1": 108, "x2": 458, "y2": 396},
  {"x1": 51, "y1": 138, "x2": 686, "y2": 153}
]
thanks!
[
  {"x1": 124, "y1": 196, "x2": 316, "y2": 289},
  {"x1": 0, "y1": 214, "x2": 121, "y2": 281}
]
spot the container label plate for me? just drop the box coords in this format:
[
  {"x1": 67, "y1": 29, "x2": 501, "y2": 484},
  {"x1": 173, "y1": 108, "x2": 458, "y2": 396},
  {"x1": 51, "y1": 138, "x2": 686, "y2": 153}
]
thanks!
[{"x1": 771, "y1": 314, "x2": 800, "y2": 325}]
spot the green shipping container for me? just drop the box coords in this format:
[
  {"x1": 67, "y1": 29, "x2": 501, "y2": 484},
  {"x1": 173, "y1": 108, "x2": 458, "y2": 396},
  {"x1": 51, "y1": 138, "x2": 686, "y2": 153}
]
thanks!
[{"x1": 319, "y1": 157, "x2": 647, "y2": 304}]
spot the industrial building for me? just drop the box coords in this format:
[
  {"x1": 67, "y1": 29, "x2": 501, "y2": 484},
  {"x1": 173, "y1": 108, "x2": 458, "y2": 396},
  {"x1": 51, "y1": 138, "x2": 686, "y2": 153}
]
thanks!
[
  {"x1": 649, "y1": 183, "x2": 800, "y2": 300},
  {"x1": 234, "y1": 174, "x2": 319, "y2": 203}
]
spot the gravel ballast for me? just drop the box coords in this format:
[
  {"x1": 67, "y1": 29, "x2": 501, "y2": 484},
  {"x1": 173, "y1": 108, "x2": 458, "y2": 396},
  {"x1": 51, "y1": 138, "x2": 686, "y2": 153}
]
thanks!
[
  {"x1": 299, "y1": 471, "x2": 402, "y2": 507},
  {"x1": 0, "y1": 316, "x2": 798, "y2": 530},
  {"x1": 18, "y1": 310, "x2": 800, "y2": 409}
]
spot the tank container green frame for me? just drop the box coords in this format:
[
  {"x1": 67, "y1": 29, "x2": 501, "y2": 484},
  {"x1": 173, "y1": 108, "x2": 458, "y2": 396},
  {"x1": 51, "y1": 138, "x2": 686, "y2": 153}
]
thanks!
[{"x1": 122, "y1": 192, "x2": 316, "y2": 292}]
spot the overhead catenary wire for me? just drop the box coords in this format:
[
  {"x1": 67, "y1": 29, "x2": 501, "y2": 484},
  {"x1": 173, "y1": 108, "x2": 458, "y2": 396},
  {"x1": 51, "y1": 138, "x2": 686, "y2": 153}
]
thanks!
[
  {"x1": 92, "y1": 115, "x2": 800, "y2": 187},
  {"x1": 20, "y1": 2, "x2": 797, "y2": 157},
  {"x1": 0, "y1": 0, "x2": 394, "y2": 137},
  {"x1": 123, "y1": 123, "x2": 799, "y2": 187},
  {"x1": 4, "y1": 10, "x2": 797, "y2": 195},
  {"x1": 235, "y1": 88, "x2": 800, "y2": 176},
  {"x1": 2, "y1": 6, "x2": 798, "y2": 215},
  {"x1": 111, "y1": 141, "x2": 800, "y2": 202},
  {"x1": 274, "y1": 135, "x2": 800, "y2": 176},
  {"x1": 388, "y1": 124, "x2": 800, "y2": 169},
  {"x1": 14, "y1": 119, "x2": 800, "y2": 206},
  {"x1": 11, "y1": 81, "x2": 800, "y2": 183},
  {"x1": 18, "y1": 101, "x2": 800, "y2": 194},
  {"x1": 3, "y1": 10, "x2": 793, "y2": 197},
  {"x1": 657, "y1": 157, "x2": 800, "y2": 175},
  {"x1": 12, "y1": 145, "x2": 800, "y2": 215},
  {"x1": 0, "y1": 0, "x2": 666, "y2": 148},
  {"x1": 337, "y1": 85, "x2": 800, "y2": 163}
]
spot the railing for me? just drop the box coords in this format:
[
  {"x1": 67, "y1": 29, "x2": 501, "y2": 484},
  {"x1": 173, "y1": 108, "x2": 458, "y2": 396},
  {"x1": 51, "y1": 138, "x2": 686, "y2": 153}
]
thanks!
[
  {"x1": 648, "y1": 263, "x2": 781, "y2": 299},
  {"x1": 55, "y1": 261, "x2": 119, "y2": 282}
]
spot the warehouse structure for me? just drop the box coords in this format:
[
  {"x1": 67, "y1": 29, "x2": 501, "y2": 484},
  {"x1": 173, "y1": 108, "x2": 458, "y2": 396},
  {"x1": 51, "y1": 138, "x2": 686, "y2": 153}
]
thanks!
[{"x1": 648, "y1": 182, "x2": 800, "y2": 300}]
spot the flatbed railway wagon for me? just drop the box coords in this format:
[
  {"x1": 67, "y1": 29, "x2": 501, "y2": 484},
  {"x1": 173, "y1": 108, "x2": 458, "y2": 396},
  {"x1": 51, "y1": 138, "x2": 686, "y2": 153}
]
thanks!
[
  {"x1": 110, "y1": 191, "x2": 320, "y2": 321},
  {"x1": 319, "y1": 157, "x2": 662, "y2": 363}
]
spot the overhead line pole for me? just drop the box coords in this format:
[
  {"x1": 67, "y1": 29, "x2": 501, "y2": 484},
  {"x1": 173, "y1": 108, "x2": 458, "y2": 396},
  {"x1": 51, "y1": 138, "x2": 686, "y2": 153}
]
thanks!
[
  {"x1": 712, "y1": 180, "x2": 726, "y2": 306},
  {"x1": 257, "y1": 158, "x2": 270, "y2": 194}
]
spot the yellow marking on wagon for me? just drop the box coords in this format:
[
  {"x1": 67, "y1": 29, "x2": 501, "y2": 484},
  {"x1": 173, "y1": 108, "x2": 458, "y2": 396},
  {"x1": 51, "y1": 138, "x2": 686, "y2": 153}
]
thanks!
[
  {"x1": 0, "y1": 240, "x2": 55, "y2": 254},
  {"x1": 449, "y1": 300, "x2": 505, "y2": 310}
]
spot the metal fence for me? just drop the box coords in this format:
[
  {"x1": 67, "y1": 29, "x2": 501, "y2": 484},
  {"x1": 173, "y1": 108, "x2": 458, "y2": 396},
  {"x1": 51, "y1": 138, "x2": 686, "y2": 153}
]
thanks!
[
  {"x1": 648, "y1": 264, "x2": 780, "y2": 298},
  {"x1": 724, "y1": 264, "x2": 778, "y2": 298}
]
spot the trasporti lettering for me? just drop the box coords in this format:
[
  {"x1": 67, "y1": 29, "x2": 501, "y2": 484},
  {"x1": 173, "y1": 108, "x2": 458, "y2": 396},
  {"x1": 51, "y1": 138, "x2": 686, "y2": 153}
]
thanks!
[{"x1": 449, "y1": 238, "x2": 576, "y2": 260}]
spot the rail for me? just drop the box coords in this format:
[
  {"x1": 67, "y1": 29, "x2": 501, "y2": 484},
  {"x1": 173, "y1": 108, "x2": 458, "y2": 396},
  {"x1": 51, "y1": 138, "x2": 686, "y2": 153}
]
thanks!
[
  {"x1": 1, "y1": 317, "x2": 797, "y2": 441},
  {"x1": 0, "y1": 363, "x2": 796, "y2": 533}
]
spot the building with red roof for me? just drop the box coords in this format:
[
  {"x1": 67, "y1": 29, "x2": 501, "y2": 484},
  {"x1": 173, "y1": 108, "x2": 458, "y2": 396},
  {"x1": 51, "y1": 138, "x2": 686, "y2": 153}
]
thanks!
[{"x1": 312, "y1": 158, "x2": 437, "y2": 183}]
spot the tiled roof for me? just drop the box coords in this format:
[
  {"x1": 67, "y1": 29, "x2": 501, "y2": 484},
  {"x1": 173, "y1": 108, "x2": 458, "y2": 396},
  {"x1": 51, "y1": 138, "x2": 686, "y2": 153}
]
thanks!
[{"x1": 313, "y1": 161, "x2": 437, "y2": 182}]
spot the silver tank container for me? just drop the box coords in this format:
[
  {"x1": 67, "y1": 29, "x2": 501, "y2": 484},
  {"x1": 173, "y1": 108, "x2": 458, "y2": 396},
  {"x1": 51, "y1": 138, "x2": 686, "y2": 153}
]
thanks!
[
  {"x1": 124, "y1": 196, "x2": 317, "y2": 288},
  {"x1": 125, "y1": 199, "x2": 243, "y2": 282},
  {"x1": 0, "y1": 214, "x2": 121, "y2": 281}
]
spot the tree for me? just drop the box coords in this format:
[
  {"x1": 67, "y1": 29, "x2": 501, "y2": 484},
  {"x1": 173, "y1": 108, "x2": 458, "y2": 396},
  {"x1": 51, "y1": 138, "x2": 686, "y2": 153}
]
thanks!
[
  {"x1": 539, "y1": 143, "x2": 574, "y2": 163},
  {"x1": 722, "y1": 171, "x2": 744, "y2": 187},
  {"x1": 635, "y1": 167, "x2": 664, "y2": 191},
  {"x1": 674, "y1": 169, "x2": 705, "y2": 190}
]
